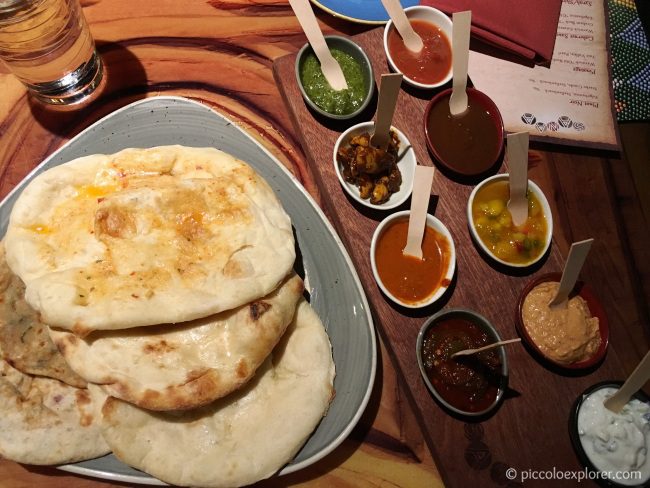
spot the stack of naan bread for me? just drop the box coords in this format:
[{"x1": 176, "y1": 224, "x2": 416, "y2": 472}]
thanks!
[{"x1": 0, "y1": 146, "x2": 335, "y2": 487}]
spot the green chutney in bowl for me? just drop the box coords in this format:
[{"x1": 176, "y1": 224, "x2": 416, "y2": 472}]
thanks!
[{"x1": 295, "y1": 36, "x2": 374, "y2": 120}]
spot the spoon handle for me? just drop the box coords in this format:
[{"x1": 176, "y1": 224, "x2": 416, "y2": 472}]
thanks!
[
  {"x1": 451, "y1": 338, "x2": 521, "y2": 358},
  {"x1": 506, "y1": 131, "x2": 529, "y2": 227},
  {"x1": 604, "y1": 349, "x2": 650, "y2": 413},
  {"x1": 380, "y1": 0, "x2": 423, "y2": 52},
  {"x1": 549, "y1": 238, "x2": 594, "y2": 308},
  {"x1": 403, "y1": 165, "x2": 434, "y2": 259},
  {"x1": 449, "y1": 11, "x2": 471, "y2": 116},
  {"x1": 288, "y1": 0, "x2": 347, "y2": 91},
  {"x1": 371, "y1": 73, "x2": 402, "y2": 149}
]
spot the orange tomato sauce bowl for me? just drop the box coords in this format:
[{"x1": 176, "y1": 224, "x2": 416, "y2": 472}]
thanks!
[
  {"x1": 383, "y1": 6, "x2": 453, "y2": 90},
  {"x1": 370, "y1": 210, "x2": 456, "y2": 309},
  {"x1": 467, "y1": 174, "x2": 553, "y2": 269}
]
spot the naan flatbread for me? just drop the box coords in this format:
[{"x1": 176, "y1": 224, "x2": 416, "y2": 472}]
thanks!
[
  {"x1": 0, "y1": 244, "x2": 86, "y2": 388},
  {"x1": 101, "y1": 300, "x2": 335, "y2": 488},
  {"x1": 49, "y1": 274, "x2": 304, "y2": 410},
  {"x1": 0, "y1": 360, "x2": 109, "y2": 465},
  {"x1": 5, "y1": 146, "x2": 295, "y2": 334}
]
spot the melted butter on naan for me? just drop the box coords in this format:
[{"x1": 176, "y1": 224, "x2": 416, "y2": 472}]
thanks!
[{"x1": 6, "y1": 146, "x2": 295, "y2": 332}]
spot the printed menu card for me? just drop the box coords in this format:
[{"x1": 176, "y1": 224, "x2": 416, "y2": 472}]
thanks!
[{"x1": 468, "y1": 0, "x2": 619, "y2": 151}]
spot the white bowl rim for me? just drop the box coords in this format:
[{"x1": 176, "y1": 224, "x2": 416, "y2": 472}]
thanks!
[
  {"x1": 466, "y1": 173, "x2": 554, "y2": 268},
  {"x1": 382, "y1": 5, "x2": 453, "y2": 90},
  {"x1": 333, "y1": 121, "x2": 416, "y2": 210},
  {"x1": 369, "y1": 210, "x2": 456, "y2": 308},
  {"x1": 415, "y1": 307, "x2": 508, "y2": 417}
]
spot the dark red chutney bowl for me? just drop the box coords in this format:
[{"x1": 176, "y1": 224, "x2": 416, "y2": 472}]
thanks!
[
  {"x1": 515, "y1": 272, "x2": 609, "y2": 371},
  {"x1": 569, "y1": 381, "x2": 650, "y2": 487},
  {"x1": 423, "y1": 87, "x2": 505, "y2": 178}
]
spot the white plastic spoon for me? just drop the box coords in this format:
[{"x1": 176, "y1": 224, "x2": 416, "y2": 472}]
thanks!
[
  {"x1": 370, "y1": 73, "x2": 402, "y2": 149},
  {"x1": 380, "y1": 0, "x2": 423, "y2": 53},
  {"x1": 403, "y1": 165, "x2": 435, "y2": 259},
  {"x1": 506, "y1": 131, "x2": 530, "y2": 227},
  {"x1": 449, "y1": 11, "x2": 471, "y2": 116},
  {"x1": 604, "y1": 349, "x2": 650, "y2": 413},
  {"x1": 549, "y1": 238, "x2": 594, "y2": 308},
  {"x1": 288, "y1": 0, "x2": 347, "y2": 91},
  {"x1": 451, "y1": 338, "x2": 521, "y2": 359}
]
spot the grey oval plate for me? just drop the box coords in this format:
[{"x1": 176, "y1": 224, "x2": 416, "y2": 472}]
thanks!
[{"x1": 0, "y1": 96, "x2": 377, "y2": 485}]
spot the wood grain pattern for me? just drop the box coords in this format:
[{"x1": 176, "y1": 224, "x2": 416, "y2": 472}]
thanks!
[
  {"x1": 0, "y1": 1, "x2": 441, "y2": 487},
  {"x1": 273, "y1": 27, "x2": 650, "y2": 487},
  {"x1": 0, "y1": 1, "x2": 648, "y2": 487}
]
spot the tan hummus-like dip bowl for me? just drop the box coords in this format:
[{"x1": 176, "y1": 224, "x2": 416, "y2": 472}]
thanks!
[{"x1": 515, "y1": 273, "x2": 609, "y2": 370}]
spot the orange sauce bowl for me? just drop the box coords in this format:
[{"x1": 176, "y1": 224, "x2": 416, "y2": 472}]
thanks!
[
  {"x1": 383, "y1": 6, "x2": 453, "y2": 90},
  {"x1": 370, "y1": 210, "x2": 456, "y2": 308}
]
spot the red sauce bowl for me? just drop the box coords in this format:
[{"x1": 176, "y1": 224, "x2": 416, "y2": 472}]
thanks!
[
  {"x1": 416, "y1": 308, "x2": 508, "y2": 417},
  {"x1": 423, "y1": 87, "x2": 505, "y2": 179},
  {"x1": 383, "y1": 6, "x2": 453, "y2": 90},
  {"x1": 515, "y1": 272, "x2": 609, "y2": 371}
]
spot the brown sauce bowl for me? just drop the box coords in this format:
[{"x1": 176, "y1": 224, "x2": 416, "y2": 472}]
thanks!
[{"x1": 423, "y1": 87, "x2": 504, "y2": 180}]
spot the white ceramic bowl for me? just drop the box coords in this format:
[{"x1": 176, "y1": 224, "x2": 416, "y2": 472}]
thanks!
[
  {"x1": 383, "y1": 6, "x2": 453, "y2": 90},
  {"x1": 370, "y1": 210, "x2": 456, "y2": 308},
  {"x1": 333, "y1": 121, "x2": 416, "y2": 210},
  {"x1": 466, "y1": 174, "x2": 554, "y2": 268}
]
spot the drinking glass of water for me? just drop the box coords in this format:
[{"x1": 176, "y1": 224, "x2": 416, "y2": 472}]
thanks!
[{"x1": 0, "y1": 0, "x2": 103, "y2": 106}]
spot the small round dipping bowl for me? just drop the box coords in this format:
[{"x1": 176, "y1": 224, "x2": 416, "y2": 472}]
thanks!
[
  {"x1": 383, "y1": 5, "x2": 453, "y2": 90},
  {"x1": 333, "y1": 121, "x2": 416, "y2": 210},
  {"x1": 370, "y1": 210, "x2": 455, "y2": 308},
  {"x1": 516, "y1": 272, "x2": 609, "y2": 370},
  {"x1": 467, "y1": 173, "x2": 553, "y2": 269},
  {"x1": 424, "y1": 87, "x2": 505, "y2": 178},
  {"x1": 569, "y1": 381, "x2": 650, "y2": 487},
  {"x1": 295, "y1": 35, "x2": 374, "y2": 121},
  {"x1": 416, "y1": 308, "x2": 508, "y2": 417}
]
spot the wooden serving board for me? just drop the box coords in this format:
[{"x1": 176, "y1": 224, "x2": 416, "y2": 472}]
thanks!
[{"x1": 274, "y1": 28, "x2": 647, "y2": 487}]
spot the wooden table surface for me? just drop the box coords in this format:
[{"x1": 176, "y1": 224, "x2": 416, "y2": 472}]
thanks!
[{"x1": 0, "y1": 1, "x2": 648, "y2": 487}]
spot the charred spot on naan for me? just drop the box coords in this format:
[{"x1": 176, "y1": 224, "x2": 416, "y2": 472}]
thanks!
[
  {"x1": 52, "y1": 331, "x2": 78, "y2": 356},
  {"x1": 101, "y1": 396, "x2": 120, "y2": 423},
  {"x1": 142, "y1": 340, "x2": 176, "y2": 355},
  {"x1": 105, "y1": 369, "x2": 231, "y2": 411},
  {"x1": 74, "y1": 389, "x2": 94, "y2": 427},
  {"x1": 235, "y1": 359, "x2": 250, "y2": 379},
  {"x1": 249, "y1": 301, "x2": 271, "y2": 321},
  {"x1": 71, "y1": 323, "x2": 94, "y2": 339}
]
